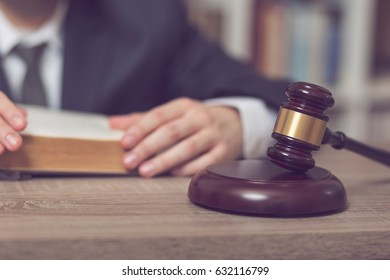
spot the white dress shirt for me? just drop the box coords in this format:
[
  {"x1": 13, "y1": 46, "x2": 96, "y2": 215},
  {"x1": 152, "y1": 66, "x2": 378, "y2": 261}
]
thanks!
[
  {"x1": 0, "y1": 2, "x2": 276, "y2": 158},
  {"x1": 0, "y1": 1, "x2": 66, "y2": 109}
]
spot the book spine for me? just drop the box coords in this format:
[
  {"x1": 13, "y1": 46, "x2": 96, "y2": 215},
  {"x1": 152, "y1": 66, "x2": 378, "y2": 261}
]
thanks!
[
  {"x1": 325, "y1": 3, "x2": 342, "y2": 86},
  {"x1": 289, "y1": 1, "x2": 309, "y2": 82},
  {"x1": 251, "y1": 0, "x2": 343, "y2": 87}
]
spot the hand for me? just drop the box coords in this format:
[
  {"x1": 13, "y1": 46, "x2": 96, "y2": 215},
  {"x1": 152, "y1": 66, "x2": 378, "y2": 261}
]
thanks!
[
  {"x1": 0, "y1": 91, "x2": 27, "y2": 155},
  {"x1": 109, "y1": 98, "x2": 243, "y2": 177}
]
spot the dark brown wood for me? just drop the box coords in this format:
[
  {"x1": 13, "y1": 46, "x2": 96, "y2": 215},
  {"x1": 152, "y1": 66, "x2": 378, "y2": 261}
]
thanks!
[
  {"x1": 322, "y1": 129, "x2": 390, "y2": 167},
  {"x1": 267, "y1": 82, "x2": 335, "y2": 172},
  {"x1": 267, "y1": 82, "x2": 390, "y2": 171},
  {"x1": 267, "y1": 132, "x2": 318, "y2": 172},
  {"x1": 188, "y1": 159, "x2": 346, "y2": 216},
  {"x1": 283, "y1": 82, "x2": 334, "y2": 120}
]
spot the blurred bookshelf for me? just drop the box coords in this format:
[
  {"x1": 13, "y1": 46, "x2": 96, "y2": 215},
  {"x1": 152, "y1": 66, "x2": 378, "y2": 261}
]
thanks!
[
  {"x1": 186, "y1": 0, "x2": 253, "y2": 61},
  {"x1": 187, "y1": 0, "x2": 390, "y2": 142}
]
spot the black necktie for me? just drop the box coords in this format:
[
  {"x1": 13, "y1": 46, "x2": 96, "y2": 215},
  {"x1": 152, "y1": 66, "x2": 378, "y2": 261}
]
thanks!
[{"x1": 12, "y1": 43, "x2": 47, "y2": 106}]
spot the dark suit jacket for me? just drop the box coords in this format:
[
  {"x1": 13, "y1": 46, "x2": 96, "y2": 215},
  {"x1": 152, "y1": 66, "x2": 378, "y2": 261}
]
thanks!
[{"x1": 0, "y1": 0, "x2": 289, "y2": 115}]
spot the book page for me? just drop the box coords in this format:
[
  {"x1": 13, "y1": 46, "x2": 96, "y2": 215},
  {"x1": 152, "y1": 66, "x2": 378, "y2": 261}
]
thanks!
[{"x1": 21, "y1": 105, "x2": 124, "y2": 140}]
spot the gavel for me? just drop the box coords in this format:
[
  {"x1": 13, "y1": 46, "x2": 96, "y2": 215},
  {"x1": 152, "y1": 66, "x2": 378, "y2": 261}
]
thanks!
[
  {"x1": 188, "y1": 82, "x2": 389, "y2": 216},
  {"x1": 267, "y1": 82, "x2": 390, "y2": 172}
]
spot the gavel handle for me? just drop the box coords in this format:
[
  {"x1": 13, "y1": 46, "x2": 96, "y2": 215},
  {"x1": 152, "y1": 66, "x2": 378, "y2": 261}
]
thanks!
[{"x1": 322, "y1": 128, "x2": 390, "y2": 167}]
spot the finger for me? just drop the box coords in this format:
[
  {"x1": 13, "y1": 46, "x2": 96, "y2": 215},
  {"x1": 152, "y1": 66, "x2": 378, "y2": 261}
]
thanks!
[
  {"x1": 137, "y1": 128, "x2": 218, "y2": 177},
  {"x1": 0, "y1": 144, "x2": 5, "y2": 155},
  {"x1": 0, "y1": 117, "x2": 23, "y2": 151},
  {"x1": 17, "y1": 106, "x2": 28, "y2": 117},
  {"x1": 172, "y1": 144, "x2": 227, "y2": 176},
  {"x1": 121, "y1": 98, "x2": 198, "y2": 149},
  {"x1": 122, "y1": 115, "x2": 204, "y2": 170},
  {"x1": 0, "y1": 92, "x2": 27, "y2": 131},
  {"x1": 108, "y1": 112, "x2": 144, "y2": 130}
]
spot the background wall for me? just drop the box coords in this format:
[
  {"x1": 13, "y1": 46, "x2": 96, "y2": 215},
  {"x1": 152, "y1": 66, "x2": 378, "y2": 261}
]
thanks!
[{"x1": 186, "y1": 0, "x2": 390, "y2": 143}]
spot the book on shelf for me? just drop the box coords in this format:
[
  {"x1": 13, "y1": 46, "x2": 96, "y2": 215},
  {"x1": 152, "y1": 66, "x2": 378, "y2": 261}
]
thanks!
[
  {"x1": 252, "y1": 0, "x2": 342, "y2": 86},
  {"x1": 0, "y1": 106, "x2": 128, "y2": 176},
  {"x1": 254, "y1": 1, "x2": 288, "y2": 78},
  {"x1": 373, "y1": 0, "x2": 390, "y2": 76}
]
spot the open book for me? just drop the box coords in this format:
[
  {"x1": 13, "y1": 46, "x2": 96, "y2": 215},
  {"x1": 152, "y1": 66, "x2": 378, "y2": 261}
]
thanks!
[{"x1": 0, "y1": 106, "x2": 128, "y2": 175}]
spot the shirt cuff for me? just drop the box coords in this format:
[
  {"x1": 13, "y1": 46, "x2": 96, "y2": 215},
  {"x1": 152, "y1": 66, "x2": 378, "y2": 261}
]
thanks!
[{"x1": 204, "y1": 97, "x2": 277, "y2": 159}]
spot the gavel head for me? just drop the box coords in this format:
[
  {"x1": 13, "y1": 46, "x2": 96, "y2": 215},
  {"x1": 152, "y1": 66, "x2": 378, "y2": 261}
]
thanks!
[{"x1": 267, "y1": 82, "x2": 335, "y2": 172}]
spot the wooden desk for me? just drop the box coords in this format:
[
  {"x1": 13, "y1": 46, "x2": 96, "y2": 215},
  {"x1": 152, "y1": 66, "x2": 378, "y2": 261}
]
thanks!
[{"x1": 0, "y1": 146, "x2": 389, "y2": 259}]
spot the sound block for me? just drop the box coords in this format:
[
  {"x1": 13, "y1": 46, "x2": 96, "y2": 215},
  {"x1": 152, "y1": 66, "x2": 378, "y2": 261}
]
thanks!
[{"x1": 188, "y1": 159, "x2": 347, "y2": 216}]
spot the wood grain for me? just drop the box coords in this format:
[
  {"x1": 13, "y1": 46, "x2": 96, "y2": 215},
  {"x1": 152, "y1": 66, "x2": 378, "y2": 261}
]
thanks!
[{"x1": 0, "y1": 145, "x2": 389, "y2": 259}]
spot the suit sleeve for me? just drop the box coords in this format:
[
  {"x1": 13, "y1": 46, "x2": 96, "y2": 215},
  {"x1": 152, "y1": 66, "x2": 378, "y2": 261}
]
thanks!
[{"x1": 164, "y1": 0, "x2": 290, "y2": 110}]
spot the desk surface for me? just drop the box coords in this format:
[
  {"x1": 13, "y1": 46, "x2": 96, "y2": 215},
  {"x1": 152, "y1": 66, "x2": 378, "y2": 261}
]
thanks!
[{"x1": 0, "y1": 146, "x2": 389, "y2": 259}]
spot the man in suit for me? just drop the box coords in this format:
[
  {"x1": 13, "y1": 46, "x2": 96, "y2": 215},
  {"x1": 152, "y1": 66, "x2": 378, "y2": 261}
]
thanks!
[{"x1": 0, "y1": 0, "x2": 288, "y2": 177}]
